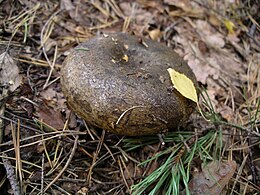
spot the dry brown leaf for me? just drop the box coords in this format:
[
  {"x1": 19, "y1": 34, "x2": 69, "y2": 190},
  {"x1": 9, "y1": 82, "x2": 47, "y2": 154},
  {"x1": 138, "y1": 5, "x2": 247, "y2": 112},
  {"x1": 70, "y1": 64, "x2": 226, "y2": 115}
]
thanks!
[
  {"x1": 165, "y1": 0, "x2": 204, "y2": 18},
  {"x1": 195, "y1": 20, "x2": 225, "y2": 48},
  {"x1": 209, "y1": 51, "x2": 244, "y2": 81},
  {"x1": 0, "y1": 52, "x2": 22, "y2": 94},
  {"x1": 40, "y1": 87, "x2": 57, "y2": 101},
  {"x1": 216, "y1": 103, "x2": 235, "y2": 122},
  {"x1": 60, "y1": 0, "x2": 75, "y2": 11},
  {"x1": 137, "y1": 0, "x2": 164, "y2": 12},
  {"x1": 185, "y1": 54, "x2": 218, "y2": 84},
  {"x1": 120, "y1": 2, "x2": 154, "y2": 35},
  {"x1": 40, "y1": 87, "x2": 66, "y2": 111},
  {"x1": 172, "y1": 25, "x2": 220, "y2": 84},
  {"x1": 36, "y1": 101, "x2": 65, "y2": 130},
  {"x1": 43, "y1": 38, "x2": 57, "y2": 53},
  {"x1": 187, "y1": 161, "x2": 237, "y2": 195},
  {"x1": 208, "y1": 14, "x2": 222, "y2": 27}
]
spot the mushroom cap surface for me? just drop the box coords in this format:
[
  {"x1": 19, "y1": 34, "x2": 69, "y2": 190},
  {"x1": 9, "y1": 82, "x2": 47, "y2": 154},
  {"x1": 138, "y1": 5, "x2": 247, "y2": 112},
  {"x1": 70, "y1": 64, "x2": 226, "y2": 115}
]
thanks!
[{"x1": 61, "y1": 33, "x2": 197, "y2": 136}]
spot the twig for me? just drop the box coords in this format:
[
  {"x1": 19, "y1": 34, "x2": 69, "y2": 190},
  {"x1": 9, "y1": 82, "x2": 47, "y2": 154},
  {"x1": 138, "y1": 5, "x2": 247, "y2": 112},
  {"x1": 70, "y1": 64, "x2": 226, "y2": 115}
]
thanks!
[
  {"x1": 0, "y1": 100, "x2": 5, "y2": 144},
  {"x1": 43, "y1": 134, "x2": 78, "y2": 192},
  {"x1": 15, "y1": 56, "x2": 62, "y2": 68},
  {"x1": 20, "y1": 96, "x2": 39, "y2": 107},
  {"x1": 0, "y1": 78, "x2": 8, "y2": 144},
  {"x1": 106, "y1": 0, "x2": 124, "y2": 18},
  {"x1": 2, "y1": 153, "x2": 21, "y2": 195},
  {"x1": 247, "y1": 132, "x2": 257, "y2": 184},
  {"x1": 41, "y1": 153, "x2": 44, "y2": 194},
  {"x1": 13, "y1": 121, "x2": 23, "y2": 191},
  {"x1": 157, "y1": 133, "x2": 165, "y2": 146}
]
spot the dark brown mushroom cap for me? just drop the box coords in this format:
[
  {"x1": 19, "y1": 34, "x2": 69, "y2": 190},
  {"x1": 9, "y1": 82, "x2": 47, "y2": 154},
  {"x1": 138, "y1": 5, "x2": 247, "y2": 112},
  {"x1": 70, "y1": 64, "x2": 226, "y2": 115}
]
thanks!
[{"x1": 61, "y1": 33, "x2": 197, "y2": 136}]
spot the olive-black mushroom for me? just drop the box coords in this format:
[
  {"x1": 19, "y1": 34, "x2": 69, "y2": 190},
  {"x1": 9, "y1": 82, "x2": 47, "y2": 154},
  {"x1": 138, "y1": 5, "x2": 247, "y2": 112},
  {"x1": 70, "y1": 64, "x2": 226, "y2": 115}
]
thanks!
[{"x1": 61, "y1": 33, "x2": 197, "y2": 136}]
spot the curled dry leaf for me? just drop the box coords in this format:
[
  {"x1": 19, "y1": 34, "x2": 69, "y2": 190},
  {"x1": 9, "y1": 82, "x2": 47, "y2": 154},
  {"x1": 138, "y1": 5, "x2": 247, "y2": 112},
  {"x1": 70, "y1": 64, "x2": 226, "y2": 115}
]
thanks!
[
  {"x1": 149, "y1": 29, "x2": 162, "y2": 41},
  {"x1": 36, "y1": 101, "x2": 65, "y2": 130},
  {"x1": 195, "y1": 20, "x2": 225, "y2": 48},
  {"x1": 40, "y1": 87, "x2": 66, "y2": 110},
  {"x1": 164, "y1": 0, "x2": 204, "y2": 18},
  {"x1": 60, "y1": 0, "x2": 75, "y2": 11},
  {"x1": 185, "y1": 54, "x2": 218, "y2": 84},
  {"x1": 0, "y1": 52, "x2": 22, "y2": 94},
  {"x1": 186, "y1": 161, "x2": 237, "y2": 195}
]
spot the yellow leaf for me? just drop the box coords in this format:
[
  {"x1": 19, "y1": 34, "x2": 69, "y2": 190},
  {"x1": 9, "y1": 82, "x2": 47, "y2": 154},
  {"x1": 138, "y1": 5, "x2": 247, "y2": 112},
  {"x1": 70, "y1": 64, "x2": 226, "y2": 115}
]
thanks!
[
  {"x1": 122, "y1": 54, "x2": 128, "y2": 62},
  {"x1": 167, "y1": 68, "x2": 198, "y2": 103},
  {"x1": 224, "y1": 19, "x2": 235, "y2": 34},
  {"x1": 149, "y1": 29, "x2": 162, "y2": 40}
]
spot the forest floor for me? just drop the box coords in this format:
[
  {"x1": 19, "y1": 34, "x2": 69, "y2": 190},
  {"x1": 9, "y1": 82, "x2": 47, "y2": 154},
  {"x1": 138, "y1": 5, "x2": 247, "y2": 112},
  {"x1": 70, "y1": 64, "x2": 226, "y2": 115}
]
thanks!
[{"x1": 0, "y1": 0, "x2": 259, "y2": 194}]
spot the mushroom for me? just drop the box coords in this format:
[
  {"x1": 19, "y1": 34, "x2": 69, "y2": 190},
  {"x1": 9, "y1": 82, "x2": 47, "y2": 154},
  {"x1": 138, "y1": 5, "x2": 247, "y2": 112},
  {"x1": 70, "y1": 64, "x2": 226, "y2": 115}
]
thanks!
[{"x1": 61, "y1": 33, "x2": 197, "y2": 136}]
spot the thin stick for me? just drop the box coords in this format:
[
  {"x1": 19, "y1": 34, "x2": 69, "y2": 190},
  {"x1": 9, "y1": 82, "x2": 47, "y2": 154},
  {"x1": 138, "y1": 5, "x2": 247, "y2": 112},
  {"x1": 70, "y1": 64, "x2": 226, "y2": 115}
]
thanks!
[
  {"x1": 0, "y1": 100, "x2": 5, "y2": 144},
  {"x1": 20, "y1": 96, "x2": 38, "y2": 107},
  {"x1": 2, "y1": 153, "x2": 21, "y2": 195},
  {"x1": 16, "y1": 120, "x2": 23, "y2": 191},
  {"x1": 11, "y1": 123, "x2": 18, "y2": 177},
  {"x1": 41, "y1": 153, "x2": 44, "y2": 194}
]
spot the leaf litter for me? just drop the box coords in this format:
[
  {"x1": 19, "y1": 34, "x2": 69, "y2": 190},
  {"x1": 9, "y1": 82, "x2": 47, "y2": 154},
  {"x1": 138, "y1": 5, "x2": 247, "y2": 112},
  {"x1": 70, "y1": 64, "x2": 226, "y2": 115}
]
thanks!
[
  {"x1": 0, "y1": 52, "x2": 22, "y2": 94},
  {"x1": 184, "y1": 161, "x2": 237, "y2": 195},
  {"x1": 0, "y1": 0, "x2": 259, "y2": 194}
]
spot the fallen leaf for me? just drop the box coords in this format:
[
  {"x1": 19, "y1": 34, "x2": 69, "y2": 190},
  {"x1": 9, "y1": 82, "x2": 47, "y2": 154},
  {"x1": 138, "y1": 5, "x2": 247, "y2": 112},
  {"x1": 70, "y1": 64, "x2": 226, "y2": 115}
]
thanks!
[
  {"x1": 187, "y1": 161, "x2": 237, "y2": 195},
  {"x1": 122, "y1": 54, "x2": 128, "y2": 62},
  {"x1": 195, "y1": 20, "x2": 225, "y2": 48},
  {"x1": 40, "y1": 87, "x2": 67, "y2": 111},
  {"x1": 149, "y1": 29, "x2": 162, "y2": 41},
  {"x1": 216, "y1": 103, "x2": 235, "y2": 122},
  {"x1": 167, "y1": 68, "x2": 198, "y2": 103},
  {"x1": 185, "y1": 54, "x2": 218, "y2": 84},
  {"x1": 36, "y1": 101, "x2": 65, "y2": 130},
  {"x1": 40, "y1": 88, "x2": 57, "y2": 101},
  {"x1": 224, "y1": 19, "x2": 235, "y2": 35},
  {"x1": 60, "y1": 0, "x2": 75, "y2": 11},
  {"x1": 165, "y1": 0, "x2": 204, "y2": 18},
  {"x1": 208, "y1": 14, "x2": 222, "y2": 27},
  {"x1": 198, "y1": 40, "x2": 209, "y2": 55},
  {"x1": 0, "y1": 52, "x2": 22, "y2": 94},
  {"x1": 205, "y1": 34, "x2": 225, "y2": 48}
]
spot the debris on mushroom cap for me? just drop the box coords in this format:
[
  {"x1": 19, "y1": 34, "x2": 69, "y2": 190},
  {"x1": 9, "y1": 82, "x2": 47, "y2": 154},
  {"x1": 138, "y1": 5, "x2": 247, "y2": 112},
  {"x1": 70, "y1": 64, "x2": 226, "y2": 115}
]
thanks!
[{"x1": 61, "y1": 32, "x2": 197, "y2": 136}]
